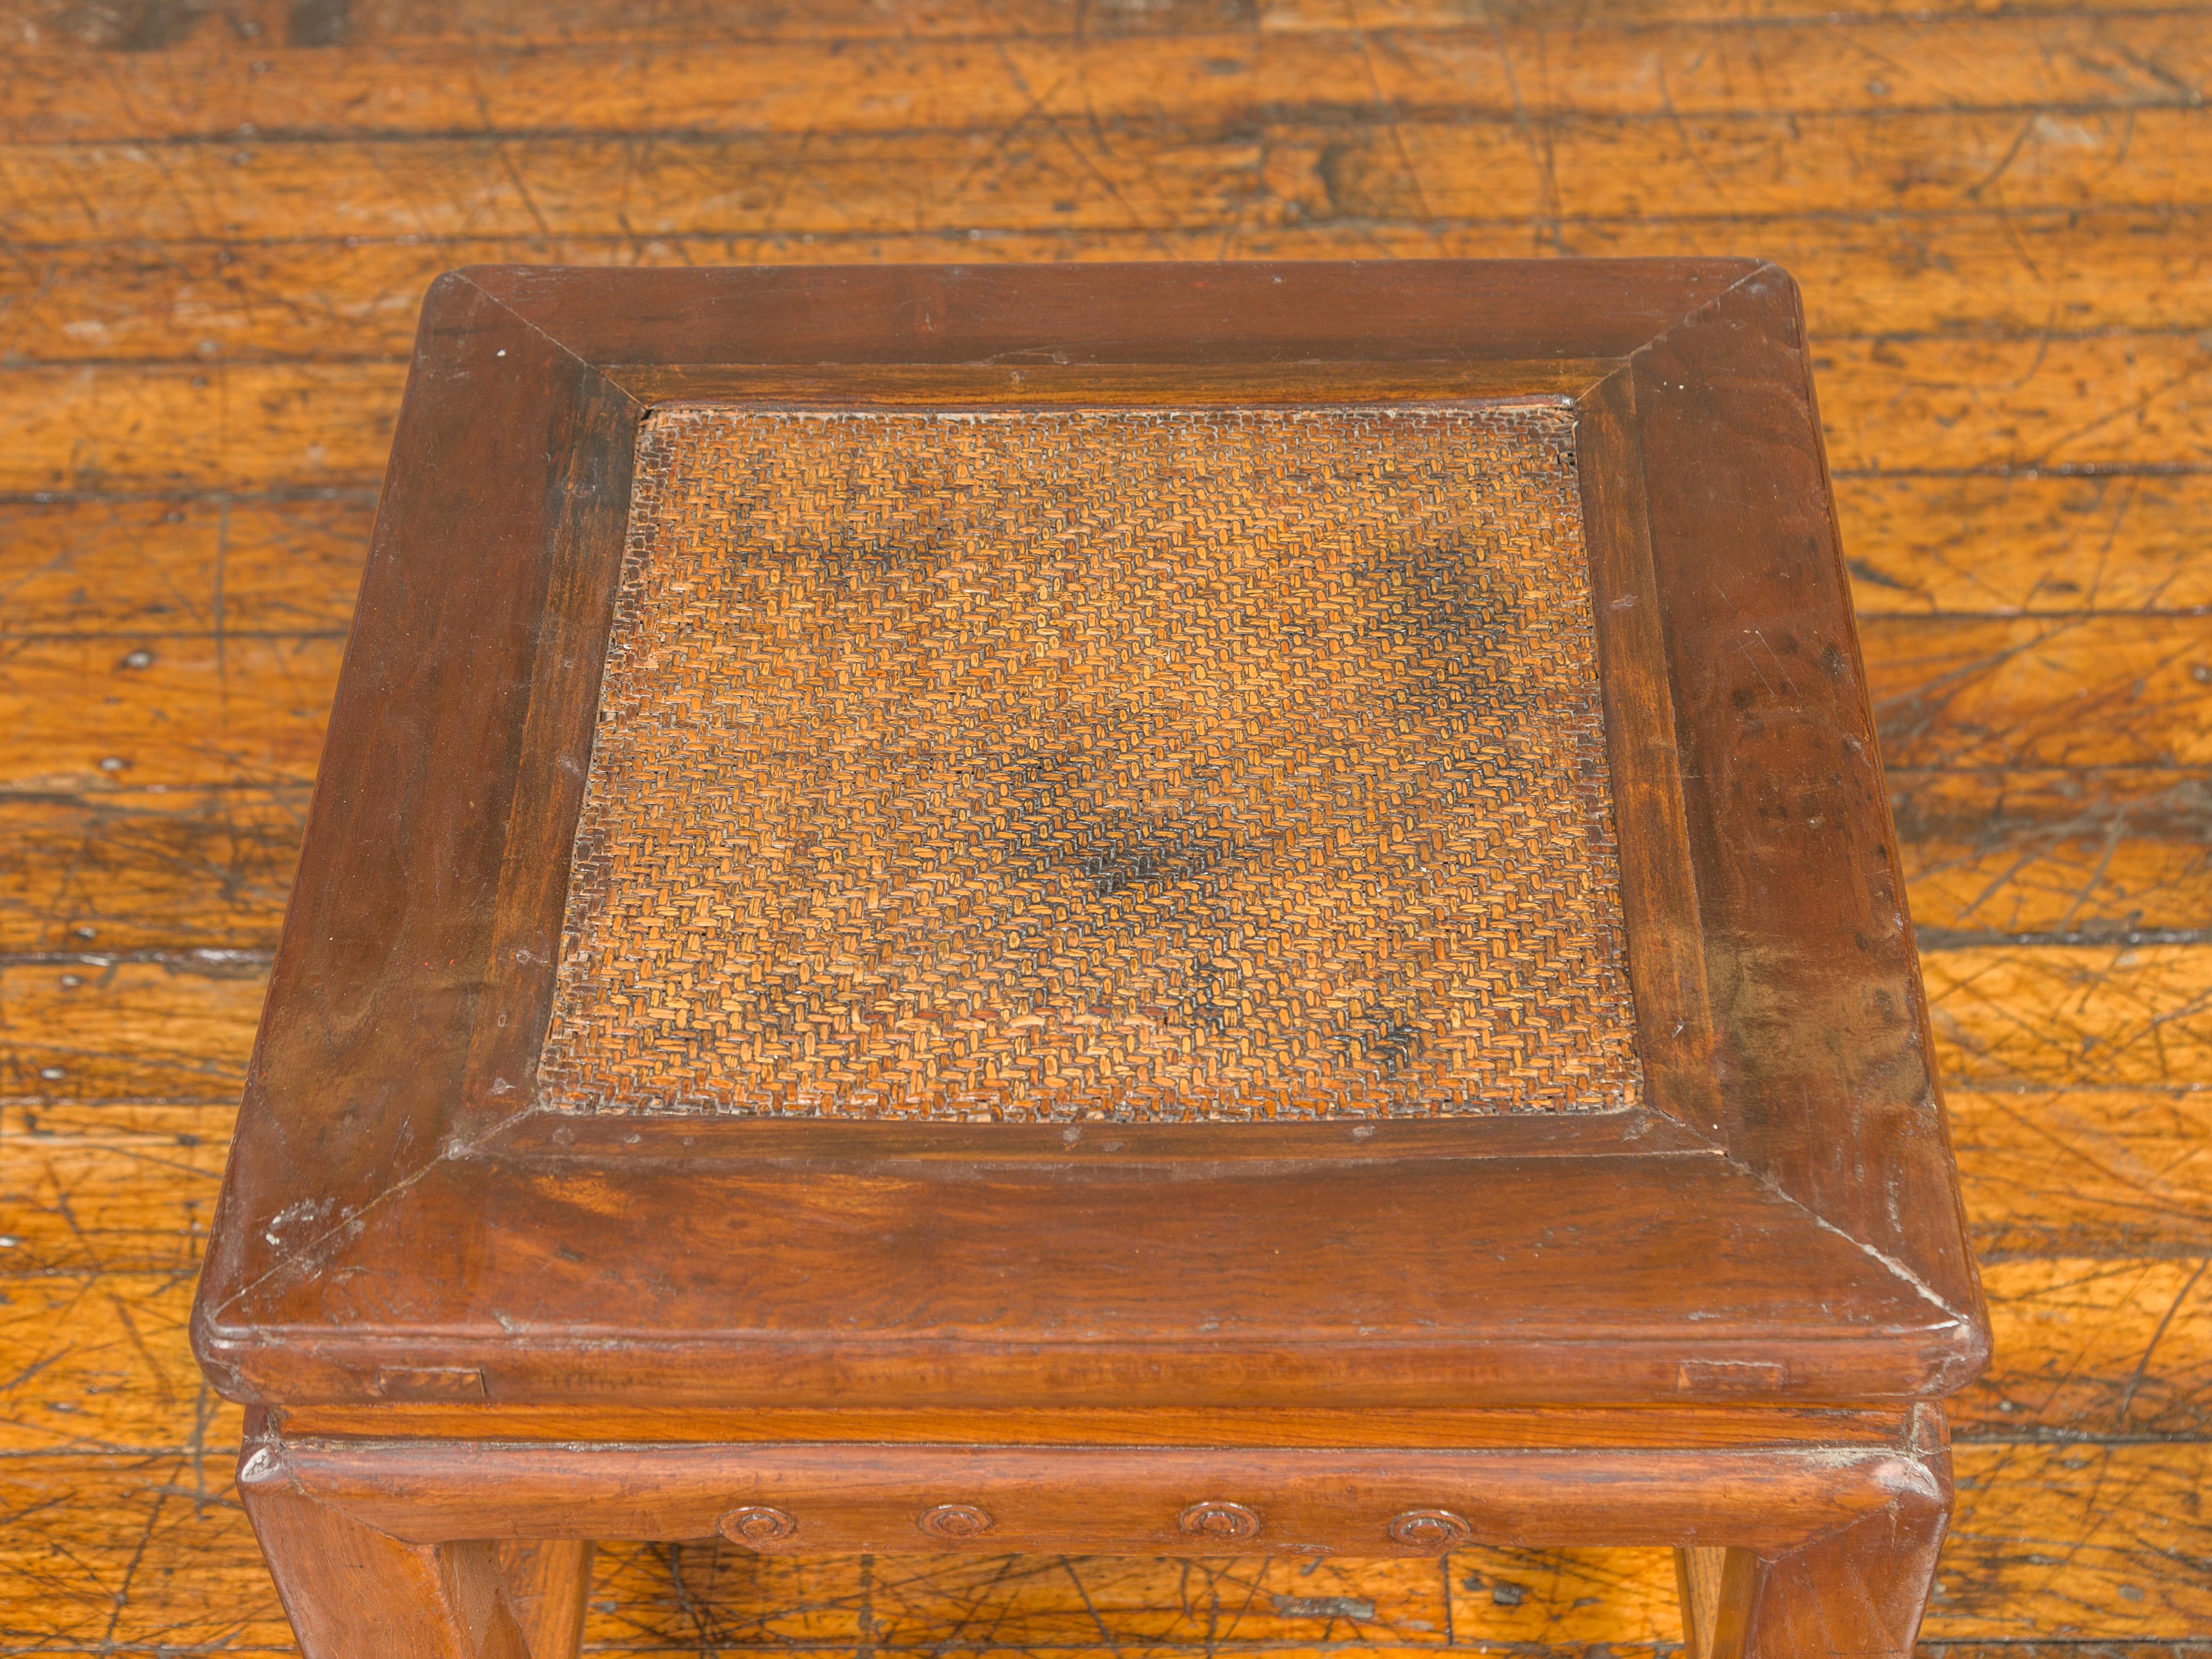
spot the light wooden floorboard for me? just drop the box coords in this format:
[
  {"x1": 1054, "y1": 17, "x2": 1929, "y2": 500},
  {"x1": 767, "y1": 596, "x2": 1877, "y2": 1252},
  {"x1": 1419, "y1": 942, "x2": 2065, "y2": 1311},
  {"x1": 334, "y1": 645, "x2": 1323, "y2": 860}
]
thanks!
[{"x1": 0, "y1": 0, "x2": 2203, "y2": 1651}]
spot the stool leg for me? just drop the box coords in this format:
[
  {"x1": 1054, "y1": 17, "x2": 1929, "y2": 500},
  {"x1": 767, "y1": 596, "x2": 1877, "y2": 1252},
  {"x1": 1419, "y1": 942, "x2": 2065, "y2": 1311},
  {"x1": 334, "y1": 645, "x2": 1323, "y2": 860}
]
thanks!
[
  {"x1": 1675, "y1": 1545, "x2": 1729, "y2": 1659},
  {"x1": 242, "y1": 1480, "x2": 532, "y2": 1659},
  {"x1": 493, "y1": 1541, "x2": 594, "y2": 1659},
  {"x1": 1702, "y1": 1498, "x2": 1949, "y2": 1659}
]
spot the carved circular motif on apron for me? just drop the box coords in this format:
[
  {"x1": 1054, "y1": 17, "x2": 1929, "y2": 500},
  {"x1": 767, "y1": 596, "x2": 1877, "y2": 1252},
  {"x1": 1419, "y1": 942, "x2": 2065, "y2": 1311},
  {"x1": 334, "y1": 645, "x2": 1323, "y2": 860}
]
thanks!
[
  {"x1": 1178, "y1": 1501, "x2": 1261, "y2": 1541},
  {"x1": 1389, "y1": 1509, "x2": 1472, "y2": 1551},
  {"x1": 719, "y1": 1505, "x2": 798, "y2": 1546},
  {"x1": 918, "y1": 1504, "x2": 996, "y2": 1539}
]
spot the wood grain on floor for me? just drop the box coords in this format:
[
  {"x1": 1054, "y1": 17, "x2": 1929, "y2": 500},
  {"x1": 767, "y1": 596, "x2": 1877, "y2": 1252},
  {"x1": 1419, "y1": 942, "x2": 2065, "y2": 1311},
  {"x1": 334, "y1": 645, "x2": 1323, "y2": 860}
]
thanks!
[{"x1": 1, "y1": 0, "x2": 2206, "y2": 1651}]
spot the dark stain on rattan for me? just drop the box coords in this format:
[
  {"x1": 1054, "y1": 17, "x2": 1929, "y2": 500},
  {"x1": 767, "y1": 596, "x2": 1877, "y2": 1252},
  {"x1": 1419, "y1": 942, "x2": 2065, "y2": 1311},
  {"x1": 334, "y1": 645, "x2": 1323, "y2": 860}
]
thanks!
[
  {"x1": 1001, "y1": 748, "x2": 1242, "y2": 898},
  {"x1": 1072, "y1": 815, "x2": 1234, "y2": 898}
]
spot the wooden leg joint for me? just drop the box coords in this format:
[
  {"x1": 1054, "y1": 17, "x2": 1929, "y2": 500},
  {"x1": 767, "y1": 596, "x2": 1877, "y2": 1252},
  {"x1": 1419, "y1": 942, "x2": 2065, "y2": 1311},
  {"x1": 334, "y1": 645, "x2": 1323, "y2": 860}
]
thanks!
[
  {"x1": 1677, "y1": 1411, "x2": 1953, "y2": 1659},
  {"x1": 238, "y1": 1437, "x2": 590, "y2": 1659}
]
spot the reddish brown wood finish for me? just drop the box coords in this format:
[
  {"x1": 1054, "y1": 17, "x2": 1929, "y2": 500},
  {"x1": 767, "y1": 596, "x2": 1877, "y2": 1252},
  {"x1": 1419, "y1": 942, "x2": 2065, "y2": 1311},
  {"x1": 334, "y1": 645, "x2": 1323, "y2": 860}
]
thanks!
[
  {"x1": 488, "y1": 1542, "x2": 593, "y2": 1659},
  {"x1": 231, "y1": 1404, "x2": 1952, "y2": 1659},
  {"x1": 270, "y1": 1402, "x2": 1915, "y2": 1448},
  {"x1": 191, "y1": 261, "x2": 1986, "y2": 1659},
  {"x1": 253, "y1": 1411, "x2": 1949, "y2": 1557},
  {"x1": 1678, "y1": 1411, "x2": 1950, "y2": 1659},
  {"x1": 242, "y1": 1474, "x2": 532, "y2": 1659},
  {"x1": 194, "y1": 260, "x2": 1984, "y2": 1414}
]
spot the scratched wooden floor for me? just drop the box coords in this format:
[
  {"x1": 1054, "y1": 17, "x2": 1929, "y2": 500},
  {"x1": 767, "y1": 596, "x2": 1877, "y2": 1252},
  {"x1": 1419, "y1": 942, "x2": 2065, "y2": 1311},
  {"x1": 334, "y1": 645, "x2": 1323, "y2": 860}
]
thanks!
[{"x1": 1, "y1": 0, "x2": 2208, "y2": 1652}]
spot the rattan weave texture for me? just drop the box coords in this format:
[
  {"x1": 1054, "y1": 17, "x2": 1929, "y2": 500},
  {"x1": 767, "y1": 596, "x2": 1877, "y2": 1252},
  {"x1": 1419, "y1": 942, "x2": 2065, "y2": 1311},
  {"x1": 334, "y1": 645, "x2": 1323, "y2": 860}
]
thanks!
[{"x1": 538, "y1": 406, "x2": 1642, "y2": 1120}]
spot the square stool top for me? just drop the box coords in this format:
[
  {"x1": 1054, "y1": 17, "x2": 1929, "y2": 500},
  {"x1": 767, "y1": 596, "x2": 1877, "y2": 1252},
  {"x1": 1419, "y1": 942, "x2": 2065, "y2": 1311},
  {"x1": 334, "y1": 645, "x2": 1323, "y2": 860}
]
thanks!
[{"x1": 194, "y1": 262, "x2": 1987, "y2": 1419}]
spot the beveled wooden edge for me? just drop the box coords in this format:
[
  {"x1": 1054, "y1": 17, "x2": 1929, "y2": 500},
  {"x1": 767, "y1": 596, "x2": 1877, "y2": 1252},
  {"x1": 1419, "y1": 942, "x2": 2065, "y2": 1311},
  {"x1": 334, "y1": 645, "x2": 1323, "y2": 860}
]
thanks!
[
  {"x1": 199, "y1": 273, "x2": 644, "y2": 1331},
  {"x1": 195, "y1": 259, "x2": 1989, "y2": 1420},
  {"x1": 239, "y1": 1404, "x2": 1950, "y2": 1557},
  {"x1": 1619, "y1": 270, "x2": 1985, "y2": 1323},
  {"x1": 465, "y1": 258, "x2": 1762, "y2": 367},
  {"x1": 481, "y1": 1103, "x2": 1707, "y2": 1161},
  {"x1": 197, "y1": 1145, "x2": 1980, "y2": 1412},
  {"x1": 1576, "y1": 372, "x2": 1721, "y2": 1137},
  {"x1": 272, "y1": 1400, "x2": 1914, "y2": 1449},
  {"x1": 603, "y1": 362, "x2": 1615, "y2": 404}
]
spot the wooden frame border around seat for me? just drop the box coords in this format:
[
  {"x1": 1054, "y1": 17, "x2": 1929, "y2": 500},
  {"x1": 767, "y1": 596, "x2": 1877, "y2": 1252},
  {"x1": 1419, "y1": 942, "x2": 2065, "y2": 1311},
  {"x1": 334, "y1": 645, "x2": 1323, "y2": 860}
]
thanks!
[{"x1": 193, "y1": 259, "x2": 1988, "y2": 1423}]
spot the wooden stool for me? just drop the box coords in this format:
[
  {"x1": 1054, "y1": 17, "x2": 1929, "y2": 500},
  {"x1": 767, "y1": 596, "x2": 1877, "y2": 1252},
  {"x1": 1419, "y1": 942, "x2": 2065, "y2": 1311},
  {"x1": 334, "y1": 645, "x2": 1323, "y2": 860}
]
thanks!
[{"x1": 194, "y1": 260, "x2": 1988, "y2": 1659}]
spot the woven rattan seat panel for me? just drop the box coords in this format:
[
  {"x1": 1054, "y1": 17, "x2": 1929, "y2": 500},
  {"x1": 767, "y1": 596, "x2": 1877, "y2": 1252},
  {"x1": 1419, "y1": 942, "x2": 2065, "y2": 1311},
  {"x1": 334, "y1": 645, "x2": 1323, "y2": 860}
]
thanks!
[{"x1": 537, "y1": 405, "x2": 1642, "y2": 1122}]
